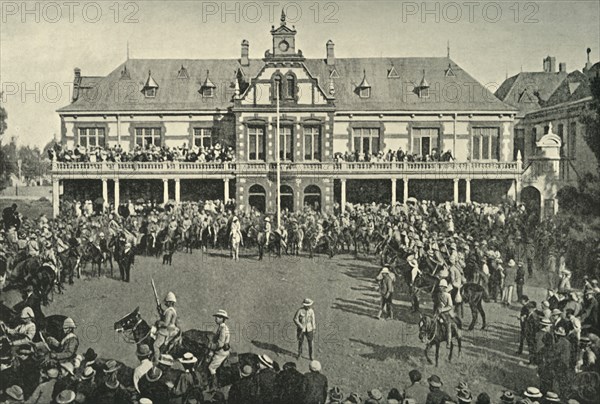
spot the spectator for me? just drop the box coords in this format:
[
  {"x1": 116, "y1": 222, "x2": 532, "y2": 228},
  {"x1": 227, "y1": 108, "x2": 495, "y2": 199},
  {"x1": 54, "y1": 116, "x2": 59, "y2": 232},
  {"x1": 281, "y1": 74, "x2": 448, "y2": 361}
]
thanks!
[{"x1": 303, "y1": 360, "x2": 328, "y2": 404}]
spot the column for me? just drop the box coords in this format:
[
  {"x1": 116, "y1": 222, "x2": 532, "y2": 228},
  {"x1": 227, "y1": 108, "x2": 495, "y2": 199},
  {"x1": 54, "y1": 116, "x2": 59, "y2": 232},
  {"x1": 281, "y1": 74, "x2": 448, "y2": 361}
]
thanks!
[
  {"x1": 403, "y1": 177, "x2": 409, "y2": 202},
  {"x1": 453, "y1": 178, "x2": 459, "y2": 203},
  {"x1": 163, "y1": 179, "x2": 169, "y2": 205},
  {"x1": 539, "y1": 197, "x2": 545, "y2": 222},
  {"x1": 465, "y1": 178, "x2": 471, "y2": 203},
  {"x1": 52, "y1": 178, "x2": 60, "y2": 218},
  {"x1": 391, "y1": 178, "x2": 397, "y2": 206},
  {"x1": 174, "y1": 179, "x2": 181, "y2": 205},
  {"x1": 340, "y1": 178, "x2": 347, "y2": 212},
  {"x1": 223, "y1": 178, "x2": 230, "y2": 203},
  {"x1": 515, "y1": 178, "x2": 522, "y2": 203},
  {"x1": 102, "y1": 179, "x2": 108, "y2": 210},
  {"x1": 114, "y1": 179, "x2": 120, "y2": 212}
]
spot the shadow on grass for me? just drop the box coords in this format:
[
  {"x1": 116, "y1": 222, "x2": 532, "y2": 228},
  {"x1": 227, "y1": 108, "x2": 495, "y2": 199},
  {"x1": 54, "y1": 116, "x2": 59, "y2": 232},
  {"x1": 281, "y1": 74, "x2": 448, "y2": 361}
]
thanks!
[
  {"x1": 349, "y1": 338, "x2": 425, "y2": 362},
  {"x1": 251, "y1": 340, "x2": 297, "y2": 359}
]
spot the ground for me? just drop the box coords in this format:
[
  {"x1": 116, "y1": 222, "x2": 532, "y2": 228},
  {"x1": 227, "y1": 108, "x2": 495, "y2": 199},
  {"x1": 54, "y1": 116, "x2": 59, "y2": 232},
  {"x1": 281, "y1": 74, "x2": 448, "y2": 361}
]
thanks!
[
  {"x1": 1, "y1": 247, "x2": 550, "y2": 400},
  {"x1": 0, "y1": 198, "x2": 52, "y2": 219}
]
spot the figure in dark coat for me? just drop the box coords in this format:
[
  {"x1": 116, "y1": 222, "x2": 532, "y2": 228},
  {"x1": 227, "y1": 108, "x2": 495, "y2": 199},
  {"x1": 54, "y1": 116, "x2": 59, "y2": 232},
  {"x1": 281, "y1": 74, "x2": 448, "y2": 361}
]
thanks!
[
  {"x1": 227, "y1": 365, "x2": 258, "y2": 404},
  {"x1": 138, "y1": 367, "x2": 169, "y2": 403},
  {"x1": 303, "y1": 361, "x2": 328, "y2": 404},
  {"x1": 117, "y1": 243, "x2": 135, "y2": 282},
  {"x1": 255, "y1": 355, "x2": 278, "y2": 404},
  {"x1": 276, "y1": 362, "x2": 306, "y2": 404}
]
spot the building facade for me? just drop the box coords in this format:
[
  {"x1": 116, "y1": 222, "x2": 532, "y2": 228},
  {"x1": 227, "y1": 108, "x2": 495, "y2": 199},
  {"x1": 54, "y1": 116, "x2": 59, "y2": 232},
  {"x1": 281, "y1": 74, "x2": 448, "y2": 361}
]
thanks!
[
  {"x1": 496, "y1": 52, "x2": 599, "y2": 218},
  {"x1": 53, "y1": 14, "x2": 524, "y2": 217}
]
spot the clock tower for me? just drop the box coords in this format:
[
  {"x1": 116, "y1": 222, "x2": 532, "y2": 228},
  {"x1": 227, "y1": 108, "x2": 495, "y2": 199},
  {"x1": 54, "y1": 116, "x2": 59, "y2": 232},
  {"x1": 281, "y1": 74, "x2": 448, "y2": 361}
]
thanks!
[{"x1": 270, "y1": 10, "x2": 297, "y2": 58}]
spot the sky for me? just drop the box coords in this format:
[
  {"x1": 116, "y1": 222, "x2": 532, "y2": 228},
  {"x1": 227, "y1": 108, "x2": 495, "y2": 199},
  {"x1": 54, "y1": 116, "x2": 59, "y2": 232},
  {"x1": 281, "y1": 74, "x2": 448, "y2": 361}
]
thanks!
[{"x1": 0, "y1": 0, "x2": 599, "y2": 147}]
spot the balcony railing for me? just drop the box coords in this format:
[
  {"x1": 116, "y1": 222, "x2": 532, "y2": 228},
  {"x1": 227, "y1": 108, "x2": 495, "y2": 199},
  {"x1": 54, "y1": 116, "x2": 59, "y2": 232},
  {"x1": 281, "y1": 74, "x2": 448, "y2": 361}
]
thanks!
[{"x1": 52, "y1": 160, "x2": 522, "y2": 177}]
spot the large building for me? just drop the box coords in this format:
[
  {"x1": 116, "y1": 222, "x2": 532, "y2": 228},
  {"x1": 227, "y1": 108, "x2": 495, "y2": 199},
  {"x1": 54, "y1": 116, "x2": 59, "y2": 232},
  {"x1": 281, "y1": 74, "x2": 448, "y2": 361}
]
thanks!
[
  {"x1": 496, "y1": 51, "x2": 600, "y2": 217},
  {"x1": 53, "y1": 13, "x2": 526, "y2": 216}
]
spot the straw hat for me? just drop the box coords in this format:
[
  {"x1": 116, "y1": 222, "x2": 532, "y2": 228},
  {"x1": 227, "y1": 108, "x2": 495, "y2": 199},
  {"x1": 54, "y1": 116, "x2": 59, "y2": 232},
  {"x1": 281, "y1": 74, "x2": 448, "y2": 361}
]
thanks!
[
  {"x1": 303, "y1": 298, "x2": 314, "y2": 307},
  {"x1": 179, "y1": 352, "x2": 198, "y2": 365},
  {"x1": 213, "y1": 309, "x2": 229, "y2": 319},
  {"x1": 428, "y1": 375, "x2": 443, "y2": 387},
  {"x1": 56, "y1": 390, "x2": 76, "y2": 404},
  {"x1": 523, "y1": 387, "x2": 543, "y2": 398},
  {"x1": 258, "y1": 354, "x2": 274, "y2": 369}
]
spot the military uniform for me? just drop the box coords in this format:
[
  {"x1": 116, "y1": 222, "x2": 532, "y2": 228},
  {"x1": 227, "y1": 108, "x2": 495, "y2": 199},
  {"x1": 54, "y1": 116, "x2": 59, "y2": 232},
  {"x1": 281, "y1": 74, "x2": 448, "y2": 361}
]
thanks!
[
  {"x1": 208, "y1": 322, "x2": 230, "y2": 376},
  {"x1": 154, "y1": 305, "x2": 179, "y2": 355}
]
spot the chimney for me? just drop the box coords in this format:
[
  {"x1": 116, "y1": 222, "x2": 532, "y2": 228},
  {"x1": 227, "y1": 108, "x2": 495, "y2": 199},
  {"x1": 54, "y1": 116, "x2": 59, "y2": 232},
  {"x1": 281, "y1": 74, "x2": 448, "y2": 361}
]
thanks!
[
  {"x1": 326, "y1": 40, "x2": 335, "y2": 66},
  {"x1": 543, "y1": 56, "x2": 556, "y2": 73},
  {"x1": 73, "y1": 68, "x2": 82, "y2": 102},
  {"x1": 241, "y1": 40, "x2": 249, "y2": 67},
  {"x1": 559, "y1": 62, "x2": 567, "y2": 73},
  {"x1": 584, "y1": 47, "x2": 593, "y2": 72},
  {"x1": 74, "y1": 67, "x2": 81, "y2": 79}
]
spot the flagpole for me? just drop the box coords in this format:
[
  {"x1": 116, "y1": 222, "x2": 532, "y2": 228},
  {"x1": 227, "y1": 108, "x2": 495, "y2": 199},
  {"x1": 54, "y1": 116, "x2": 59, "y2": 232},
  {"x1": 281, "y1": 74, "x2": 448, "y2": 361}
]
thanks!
[{"x1": 276, "y1": 81, "x2": 281, "y2": 229}]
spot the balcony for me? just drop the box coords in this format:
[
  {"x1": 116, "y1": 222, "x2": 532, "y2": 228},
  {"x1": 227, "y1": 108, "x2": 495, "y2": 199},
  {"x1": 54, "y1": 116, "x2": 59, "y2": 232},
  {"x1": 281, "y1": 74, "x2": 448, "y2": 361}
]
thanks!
[{"x1": 52, "y1": 160, "x2": 522, "y2": 180}]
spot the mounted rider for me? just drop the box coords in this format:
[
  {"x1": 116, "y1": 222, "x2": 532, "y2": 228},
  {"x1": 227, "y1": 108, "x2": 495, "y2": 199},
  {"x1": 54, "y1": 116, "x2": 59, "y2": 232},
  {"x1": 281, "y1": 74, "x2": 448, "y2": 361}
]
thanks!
[
  {"x1": 153, "y1": 291, "x2": 180, "y2": 360},
  {"x1": 1, "y1": 307, "x2": 36, "y2": 347},
  {"x1": 229, "y1": 216, "x2": 243, "y2": 244},
  {"x1": 263, "y1": 217, "x2": 272, "y2": 245},
  {"x1": 435, "y1": 279, "x2": 459, "y2": 349},
  {"x1": 47, "y1": 317, "x2": 79, "y2": 365},
  {"x1": 207, "y1": 310, "x2": 231, "y2": 390}
]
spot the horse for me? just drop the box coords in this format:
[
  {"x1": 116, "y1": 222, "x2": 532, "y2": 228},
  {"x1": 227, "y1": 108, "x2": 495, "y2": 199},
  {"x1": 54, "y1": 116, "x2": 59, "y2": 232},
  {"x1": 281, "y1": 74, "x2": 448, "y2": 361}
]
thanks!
[
  {"x1": 0, "y1": 301, "x2": 65, "y2": 343},
  {"x1": 418, "y1": 313, "x2": 462, "y2": 366},
  {"x1": 113, "y1": 307, "x2": 260, "y2": 390},
  {"x1": 181, "y1": 227, "x2": 194, "y2": 254},
  {"x1": 80, "y1": 241, "x2": 104, "y2": 278},
  {"x1": 0, "y1": 255, "x2": 8, "y2": 290},
  {"x1": 247, "y1": 226, "x2": 281, "y2": 260},
  {"x1": 7, "y1": 258, "x2": 56, "y2": 305},
  {"x1": 458, "y1": 283, "x2": 487, "y2": 330},
  {"x1": 230, "y1": 230, "x2": 243, "y2": 261},
  {"x1": 141, "y1": 232, "x2": 160, "y2": 257},
  {"x1": 287, "y1": 224, "x2": 304, "y2": 256}
]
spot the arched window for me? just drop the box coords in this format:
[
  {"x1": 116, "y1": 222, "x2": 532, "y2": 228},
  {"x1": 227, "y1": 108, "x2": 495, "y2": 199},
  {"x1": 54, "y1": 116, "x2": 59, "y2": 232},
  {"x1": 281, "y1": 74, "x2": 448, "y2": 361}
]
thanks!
[
  {"x1": 249, "y1": 184, "x2": 266, "y2": 213},
  {"x1": 286, "y1": 74, "x2": 295, "y2": 99},
  {"x1": 304, "y1": 185, "x2": 321, "y2": 212},
  {"x1": 280, "y1": 185, "x2": 294, "y2": 212},
  {"x1": 273, "y1": 74, "x2": 283, "y2": 101}
]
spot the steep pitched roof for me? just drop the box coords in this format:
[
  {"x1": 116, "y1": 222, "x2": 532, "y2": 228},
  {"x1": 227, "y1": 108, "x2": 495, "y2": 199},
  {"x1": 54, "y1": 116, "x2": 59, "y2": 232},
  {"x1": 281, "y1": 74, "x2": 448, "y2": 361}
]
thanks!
[
  {"x1": 58, "y1": 59, "x2": 263, "y2": 112},
  {"x1": 59, "y1": 57, "x2": 515, "y2": 113},
  {"x1": 494, "y1": 72, "x2": 567, "y2": 113},
  {"x1": 304, "y1": 57, "x2": 515, "y2": 111},
  {"x1": 544, "y1": 70, "x2": 592, "y2": 107}
]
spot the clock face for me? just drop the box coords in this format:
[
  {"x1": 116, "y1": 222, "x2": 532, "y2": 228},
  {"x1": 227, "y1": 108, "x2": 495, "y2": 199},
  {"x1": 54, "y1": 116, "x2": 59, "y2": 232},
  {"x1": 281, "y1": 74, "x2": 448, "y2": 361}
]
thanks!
[{"x1": 278, "y1": 40, "x2": 289, "y2": 52}]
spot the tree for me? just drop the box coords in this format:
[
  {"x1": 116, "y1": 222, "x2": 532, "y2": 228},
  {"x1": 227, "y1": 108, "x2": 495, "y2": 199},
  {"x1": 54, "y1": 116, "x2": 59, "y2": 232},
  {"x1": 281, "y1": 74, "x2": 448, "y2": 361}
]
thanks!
[
  {"x1": 581, "y1": 76, "x2": 600, "y2": 170},
  {"x1": 0, "y1": 92, "x2": 7, "y2": 141}
]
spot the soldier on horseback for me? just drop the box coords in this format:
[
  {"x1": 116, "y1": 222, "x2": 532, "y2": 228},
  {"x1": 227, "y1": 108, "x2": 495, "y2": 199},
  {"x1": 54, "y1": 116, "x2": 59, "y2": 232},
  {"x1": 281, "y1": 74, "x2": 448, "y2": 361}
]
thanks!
[
  {"x1": 207, "y1": 309, "x2": 231, "y2": 390},
  {"x1": 47, "y1": 317, "x2": 79, "y2": 365},
  {"x1": 435, "y1": 279, "x2": 460, "y2": 349},
  {"x1": 153, "y1": 291, "x2": 180, "y2": 360},
  {"x1": 1, "y1": 307, "x2": 36, "y2": 347},
  {"x1": 263, "y1": 217, "x2": 272, "y2": 246}
]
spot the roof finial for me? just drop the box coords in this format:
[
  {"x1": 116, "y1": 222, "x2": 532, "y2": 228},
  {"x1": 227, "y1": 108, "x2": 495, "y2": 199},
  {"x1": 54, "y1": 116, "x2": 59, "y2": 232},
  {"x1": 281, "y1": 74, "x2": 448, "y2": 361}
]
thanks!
[
  {"x1": 447, "y1": 40, "x2": 450, "y2": 58},
  {"x1": 281, "y1": 9, "x2": 286, "y2": 25}
]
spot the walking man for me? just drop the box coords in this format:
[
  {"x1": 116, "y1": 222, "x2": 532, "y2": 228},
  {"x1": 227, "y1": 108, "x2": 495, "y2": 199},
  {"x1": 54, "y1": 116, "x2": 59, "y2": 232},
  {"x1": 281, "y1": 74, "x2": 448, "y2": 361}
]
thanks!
[
  {"x1": 377, "y1": 267, "x2": 394, "y2": 319},
  {"x1": 118, "y1": 242, "x2": 135, "y2": 282},
  {"x1": 294, "y1": 298, "x2": 316, "y2": 360}
]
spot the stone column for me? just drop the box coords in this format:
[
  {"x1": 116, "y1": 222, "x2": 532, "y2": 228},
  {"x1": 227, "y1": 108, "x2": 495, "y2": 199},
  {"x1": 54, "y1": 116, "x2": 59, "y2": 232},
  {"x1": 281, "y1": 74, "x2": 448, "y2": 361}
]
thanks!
[
  {"x1": 175, "y1": 179, "x2": 181, "y2": 205},
  {"x1": 391, "y1": 178, "x2": 397, "y2": 206},
  {"x1": 223, "y1": 178, "x2": 230, "y2": 203},
  {"x1": 515, "y1": 178, "x2": 522, "y2": 203},
  {"x1": 465, "y1": 179, "x2": 471, "y2": 203},
  {"x1": 114, "y1": 179, "x2": 120, "y2": 212},
  {"x1": 453, "y1": 178, "x2": 459, "y2": 203},
  {"x1": 102, "y1": 179, "x2": 108, "y2": 210},
  {"x1": 340, "y1": 179, "x2": 347, "y2": 213},
  {"x1": 163, "y1": 179, "x2": 169, "y2": 205},
  {"x1": 403, "y1": 177, "x2": 409, "y2": 202},
  {"x1": 52, "y1": 178, "x2": 60, "y2": 218}
]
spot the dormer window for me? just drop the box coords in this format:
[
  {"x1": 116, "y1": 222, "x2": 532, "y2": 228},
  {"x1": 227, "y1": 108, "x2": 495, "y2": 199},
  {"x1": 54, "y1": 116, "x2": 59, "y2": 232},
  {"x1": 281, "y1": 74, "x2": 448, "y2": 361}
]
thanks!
[
  {"x1": 177, "y1": 65, "x2": 189, "y2": 79},
  {"x1": 417, "y1": 69, "x2": 429, "y2": 98},
  {"x1": 357, "y1": 69, "x2": 371, "y2": 99},
  {"x1": 142, "y1": 70, "x2": 159, "y2": 98},
  {"x1": 201, "y1": 70, "x2": 216, "y2": 98},
  {"x1": 387, "y1": 64, "x2": 400, "y2": 79}
]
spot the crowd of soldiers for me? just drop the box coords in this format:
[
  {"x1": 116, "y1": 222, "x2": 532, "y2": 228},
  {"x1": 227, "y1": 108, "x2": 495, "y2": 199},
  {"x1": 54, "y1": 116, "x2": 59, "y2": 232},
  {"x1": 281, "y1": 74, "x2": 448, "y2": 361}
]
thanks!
[{"x1": 1, "y1": 196, "x2": 600, "y2": 403}]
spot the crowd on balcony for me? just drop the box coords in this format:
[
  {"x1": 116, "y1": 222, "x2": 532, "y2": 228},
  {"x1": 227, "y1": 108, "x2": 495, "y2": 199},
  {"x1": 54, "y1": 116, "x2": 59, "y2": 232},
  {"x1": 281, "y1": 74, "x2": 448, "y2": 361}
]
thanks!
[
  {"x1": 49, "y1": 142, "x2": 236, "y2": 164},
  {"x1": 334, "y1": 148, "x2": 455, "y2": 163}
]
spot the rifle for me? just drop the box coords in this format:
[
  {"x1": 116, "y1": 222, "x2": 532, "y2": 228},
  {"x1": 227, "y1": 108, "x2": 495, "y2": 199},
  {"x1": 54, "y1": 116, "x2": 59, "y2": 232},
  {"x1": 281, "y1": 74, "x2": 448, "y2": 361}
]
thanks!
[{"x1": 151, "y1": 278, "x2": 163, "y2": 317}]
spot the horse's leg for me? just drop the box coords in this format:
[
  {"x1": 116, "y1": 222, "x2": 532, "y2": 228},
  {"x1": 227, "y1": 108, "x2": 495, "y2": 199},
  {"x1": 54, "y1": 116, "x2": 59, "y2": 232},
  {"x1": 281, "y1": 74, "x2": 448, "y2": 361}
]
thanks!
[
  {"x1": 457, "y1": 330, "x2": 462, "y2": 356},
  {"x1": 449, "y1": 340, "x2": 454, "y2": 362},
  {"x1": 435, "y1": 342, "x2": 440, "y2": 367},
  {"x1": 468, "y1": 302, "x2": 478, "y2": 331},
  {"x1": 424, "y1": 344, "x2": 433, "y2": 365},
  {"x1": 479, "y1": 300, "x2": 486, "y2": 330}
]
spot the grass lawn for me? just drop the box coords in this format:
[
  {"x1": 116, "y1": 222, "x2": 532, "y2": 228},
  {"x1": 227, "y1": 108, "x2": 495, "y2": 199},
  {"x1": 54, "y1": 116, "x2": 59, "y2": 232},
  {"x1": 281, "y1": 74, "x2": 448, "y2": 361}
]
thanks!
[
  {"x1": 2, "y1": 248, "x2": 545, "y2": 399},
  {"x1": 0, "y1": 198, "x2": 53, "y2": 219}
]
